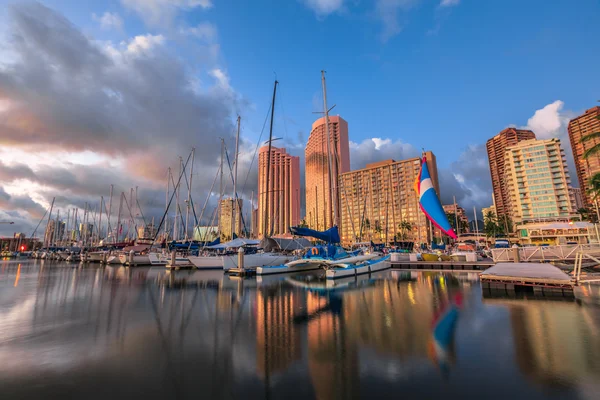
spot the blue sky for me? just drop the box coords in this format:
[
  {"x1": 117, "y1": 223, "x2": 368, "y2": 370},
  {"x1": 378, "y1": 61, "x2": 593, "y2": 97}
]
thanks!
[
  {"x1": 13, "y1": 0, "x2": 600, "y2": 157},
  {"x1": 0, "y1": 0, "x2": 599, "y2": 233}
]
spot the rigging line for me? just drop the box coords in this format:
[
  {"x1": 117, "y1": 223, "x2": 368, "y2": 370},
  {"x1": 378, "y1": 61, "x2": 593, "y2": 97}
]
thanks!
[
  {"x1": 223, "y1": 144, "x2": 248, "y2": 234},
  {"x1": 240, "y1": 101, "x2": 272, "y2": 200},
  {"x1": 135, "y1": 198, "x2": 148, "y2": 229},
  {"x1": 151, "y1": 152, "x2": 193, "y2": 245},
  {"x1": 278, "y1": 83, "x2": 289, "y2": 142},
  {"x1": 30, "y1": 207, "x2": 49, "y2": 239},
  {"x1": 196, "y1": 165, "x2": 221, "y2": 239},
  {"x1": 180, "y1": 160, "x2": 200, "y2": 228},
  {"x1": 170, "y1": 173, "x2": 187, "y2": 235}
]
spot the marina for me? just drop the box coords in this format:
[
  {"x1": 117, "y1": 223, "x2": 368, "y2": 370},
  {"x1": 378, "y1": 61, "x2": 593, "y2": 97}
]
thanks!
[{"x1": 1, "y1": 259, "x2": 600, "y2": 400}]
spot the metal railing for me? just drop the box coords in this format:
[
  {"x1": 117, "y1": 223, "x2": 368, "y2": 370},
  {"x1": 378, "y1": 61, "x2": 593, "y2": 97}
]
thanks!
[{"x1": 492, "y1": 244, "x2": 600, "y2": 262}]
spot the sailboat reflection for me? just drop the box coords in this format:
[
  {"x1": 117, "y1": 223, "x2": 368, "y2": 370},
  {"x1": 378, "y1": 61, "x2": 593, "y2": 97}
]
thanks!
[{"x1": 428, "y1": 292, "x2": 463, "y2": 376}]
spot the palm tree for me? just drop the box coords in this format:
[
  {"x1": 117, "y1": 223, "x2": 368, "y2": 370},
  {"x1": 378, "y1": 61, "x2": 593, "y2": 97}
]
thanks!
[
  {"x1": 483, "y1": 211, "x2": 500, "y2": 239},
  {"x1": 398, "y1": 221, "x2": 413, "y2": 240}
]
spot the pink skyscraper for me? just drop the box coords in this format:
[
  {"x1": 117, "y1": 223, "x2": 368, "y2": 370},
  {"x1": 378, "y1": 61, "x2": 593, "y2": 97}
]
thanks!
[
  {"x1": 258, "y1": 146, "x2": 301, "y2": 237},
  {"x1": 305, "y1": 115, "x2": 350, "y2": 231}
]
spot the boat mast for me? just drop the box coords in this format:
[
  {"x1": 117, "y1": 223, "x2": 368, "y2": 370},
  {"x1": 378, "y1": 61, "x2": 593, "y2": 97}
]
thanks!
[
  {"x1": 164, "y1": 168, "x2": 170, "y2": 242},
  {"x1": 233, "y1": 116, "x2": 241, "y2": 239},
  {"x1": 321, "y1": 70, "x2": 337, "y2": 229},
  {"x1": 263, "y1": 80, "x2": 278, "y2": 238},
  {"x1": 185, "y1": 147, "x2": 195, "y2": 241},
  {"x1": 98, "y1": 197, "x2": 103, "y2": 245},
  {"x1": 65, "y1": 209, "x2": 71, "y2": 246},
  {"x1": 116, "y1": 193, "x2": 123, "y2": 243},
  {"x1": 219, "y1": 139, "x2": 225, "y2": 238},
  {"x1": 108, "y1": 184, "x2": 114, "y2": 243},
  {"x1": 174, "y1": 158, "x2": 182, "y2": 241},
  {"x1": 53, "y1": 209, "x2": 60, "y2": 247},
  {"x1": 453, "y1": 195, "x2": 459, "y2": 238}
]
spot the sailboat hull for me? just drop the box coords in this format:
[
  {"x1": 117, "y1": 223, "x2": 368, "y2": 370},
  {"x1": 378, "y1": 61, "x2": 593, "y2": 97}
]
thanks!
[
  {"x1": 256, "y1": 259, "x2": 324, "y2": 275},
  {"x1": 325, "y1": 256, "x2": 391, "y2": 279},
  {"x1": 187, "y1": 255, "x2": 223, "y2": 269},
  {"x1": 224, "y1": 253, "x2": 295, "y2": 272}
]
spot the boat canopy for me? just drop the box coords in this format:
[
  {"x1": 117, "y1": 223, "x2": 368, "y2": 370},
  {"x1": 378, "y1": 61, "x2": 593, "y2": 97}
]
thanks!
[
  {"x1": 289, "y1": 226, "x2": 340, "y2": 244},
  {"x1": 260, "y1": 237, "x2": 312, "y2": 252},
  {"x1": 206, "y1": 238, "x2": 260, "y2": 249}
]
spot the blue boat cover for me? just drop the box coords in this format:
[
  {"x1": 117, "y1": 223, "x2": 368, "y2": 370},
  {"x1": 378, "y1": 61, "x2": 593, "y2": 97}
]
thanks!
[{"x1": 289, "y1": 226, "x2": 340, "y2": 244}]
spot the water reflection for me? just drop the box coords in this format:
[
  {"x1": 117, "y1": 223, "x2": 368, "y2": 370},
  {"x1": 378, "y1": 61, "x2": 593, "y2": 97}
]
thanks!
[{"x1": 0, "y1": 260, "x2": 599, "y2": 399}]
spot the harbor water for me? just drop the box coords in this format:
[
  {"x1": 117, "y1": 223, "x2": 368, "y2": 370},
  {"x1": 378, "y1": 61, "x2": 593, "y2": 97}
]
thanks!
[{"x1": 1, "y1": 259, "x2": 600, "y2": 399}]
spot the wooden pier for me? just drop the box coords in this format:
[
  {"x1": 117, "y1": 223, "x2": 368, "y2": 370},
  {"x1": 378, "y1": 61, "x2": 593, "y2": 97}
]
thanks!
[
  {"x1": 480, "y1": 262, "x2": 574, "y2": 297},
  {"x1": 389, "y1": 260, "x2": 494, "y2": 271}
]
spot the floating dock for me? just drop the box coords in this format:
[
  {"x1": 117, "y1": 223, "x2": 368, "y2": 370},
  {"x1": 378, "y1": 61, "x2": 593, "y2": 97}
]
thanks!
[
  {"x1": 480, "y1": 262, "x2": 574, "y2": 297},
  {"x1": 227, "y1": 267, "x2": 256, "y2": 277},
  {"x1": 389, "y1": 260, "x2": 494, "y2": 271}
]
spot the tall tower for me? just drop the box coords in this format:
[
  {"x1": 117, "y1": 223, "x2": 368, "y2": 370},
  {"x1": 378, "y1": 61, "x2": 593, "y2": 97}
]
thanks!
[
  {"x1": 305, "y1": 115, "x2": 350, "y2": 231},
  {"x1": 504, "y1": 138, "x2": 573, "y2": 225},
  {"x1": 568, "y1": 106, "x2": 600, "y2": 208},
  {"x1": 486, "y1": 128, "x2": 536, "y2": 218},
  {"x1": 258, "y1": 146, "x2": 300, "y2": 237}
]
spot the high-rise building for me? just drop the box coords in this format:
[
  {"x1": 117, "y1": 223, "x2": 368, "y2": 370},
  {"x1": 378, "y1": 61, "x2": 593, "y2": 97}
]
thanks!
[
  {"x1": 258, "y1": 146, "x2": 300, "y2": 237},
  {"x1": 305, "y1": 116, "x2": 350, "y2": 231},
  {"x1": 569, "y1": 187, "x2": 584, "y2": 211},
  {"x1": 487, "y1": 128, "x2": 536, "y2": 218},
  {"x1": 338, "y1": 152, "x2": 438, "y2": 245},
  {"x1": 568, "y1": 106, "x2": 600, "y2": 208},
  {"x1": 504, "y1": 138, "x2": 574, "y2": 225},
  {"x1": 442, "y1": 204, "x2": 470, "y2": 234},
  {"x1": 218, "y1": 198, "x2": 243, "y2": 241},
  {"x1": 45, "y1": 220, "x2": 66, "y2": 245},
  {"x1": 482, "y1": 204, "x2": 496, "y2": 219}
]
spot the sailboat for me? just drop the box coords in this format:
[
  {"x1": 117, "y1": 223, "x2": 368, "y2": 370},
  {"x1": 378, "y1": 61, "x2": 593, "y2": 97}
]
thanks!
[{"x1": 415, "y1": 154, "x2": 457, "y2": 261}]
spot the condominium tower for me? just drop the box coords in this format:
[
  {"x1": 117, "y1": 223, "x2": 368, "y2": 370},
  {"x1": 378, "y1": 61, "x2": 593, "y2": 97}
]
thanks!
[
  {"x1": 338, "y1": 152, "x2": 438, "y2": 245},
  {"x1": 487, "y1": 128, "x2": 536, "y2": 218},
  {"x1": 219, "y1": 198, "x2": 243, "y2": 241},
  {"x1": 568, "y1": 106, "x2": 600, "y2": 207},
  {"x1": 305, "y1": 116, "x2": 350, "y2": 231},
  {"x1": 504, "y1": 138, "x2": 573, "y2": 225},
  {"x1": 258, "y1": 146, "x2": 300, "y2": 237}
]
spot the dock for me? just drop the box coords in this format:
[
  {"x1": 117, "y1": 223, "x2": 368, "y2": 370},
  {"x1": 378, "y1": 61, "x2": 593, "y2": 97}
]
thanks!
[
  {"x1": 480, "y1": 262, "x2": 574, "y2": 297},
  {"x1": 227, "y1": 268, "x2": 256, "y2": 277},
  {"x1": 389, "y1": 260, "x2": 494, "y2": 271}
]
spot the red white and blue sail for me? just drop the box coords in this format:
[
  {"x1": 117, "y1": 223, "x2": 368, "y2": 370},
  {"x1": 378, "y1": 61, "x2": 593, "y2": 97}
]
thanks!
[{"x1": 416, "y1": 155, "x2": 457, "y2": 239}]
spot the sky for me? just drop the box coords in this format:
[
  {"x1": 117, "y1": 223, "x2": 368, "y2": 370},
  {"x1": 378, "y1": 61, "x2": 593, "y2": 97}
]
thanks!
[{"x1": 0, "y1": 0, "x2": 599, "y2": 236}]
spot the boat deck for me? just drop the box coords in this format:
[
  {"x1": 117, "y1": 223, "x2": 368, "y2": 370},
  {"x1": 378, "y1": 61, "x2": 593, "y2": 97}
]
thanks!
[{"x1": 480, "y1": 262, "x2": 574, "y2": 297}]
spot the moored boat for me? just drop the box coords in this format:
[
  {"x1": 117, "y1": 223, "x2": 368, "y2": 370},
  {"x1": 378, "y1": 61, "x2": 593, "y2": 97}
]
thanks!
[{"x1": 325, "y1": 254, "x2": 391, "y2": 279}]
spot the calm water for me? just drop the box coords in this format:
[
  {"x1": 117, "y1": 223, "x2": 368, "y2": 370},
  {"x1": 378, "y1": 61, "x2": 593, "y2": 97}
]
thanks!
[{"x1": 1, "y1": 260, "x2": 600, "y2": 400}]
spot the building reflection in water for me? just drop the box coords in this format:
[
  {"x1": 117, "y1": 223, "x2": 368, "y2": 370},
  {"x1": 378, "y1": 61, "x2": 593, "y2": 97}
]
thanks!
[
  {"x1": 255, "y1": 287, "x2": 302, "y2": 378},
  {"x1": 506, "y1": 299, "x2": 600, "y2": 387}
]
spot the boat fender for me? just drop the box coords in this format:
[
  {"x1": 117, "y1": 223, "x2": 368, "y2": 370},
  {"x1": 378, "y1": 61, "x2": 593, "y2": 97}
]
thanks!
[{"x1": 311, "y1": 247, "x2": 319, "y2": 256}]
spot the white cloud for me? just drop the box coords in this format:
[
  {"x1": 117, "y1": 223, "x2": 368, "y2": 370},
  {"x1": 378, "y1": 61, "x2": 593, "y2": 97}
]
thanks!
[
  {"x1": 121, "y1": 0, "x2": 212, "y2": 26},
  {"x1": 181, "y1": 22, "x2": 217, "y2": 41},
  {"x1": 524, "y1": 100, "x2": 567, "y2": 139},
  {"x1": 209, "y1": 68, "x2": 232, "y2": 92},
  {"x1": 349, "y1": 138, "x2": 419, "y2": 170},
  {"x1": 92, "y1": 12, "x2": 124, "y2": 30},
  {"x1": 375, "y1": 0, "x2": 420, "y2": 41},
  {"x1": 125, "y1": 34, "x2": 165, "y2": 55},
  {"x1": 303, "y1": 0, "x2": 345, "y2": 16},
  {"x1": 521, "y1": 100, "x2": 579, "y2": 187},
  {"x1": 440, "y1": 0, "x2": 460, "y2": 7}
]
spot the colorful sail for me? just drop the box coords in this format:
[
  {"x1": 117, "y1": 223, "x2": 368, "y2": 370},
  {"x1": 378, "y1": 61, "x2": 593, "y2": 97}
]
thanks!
[{"x1": 417, "y1": 155, "x2": 458, "y2": 239}]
